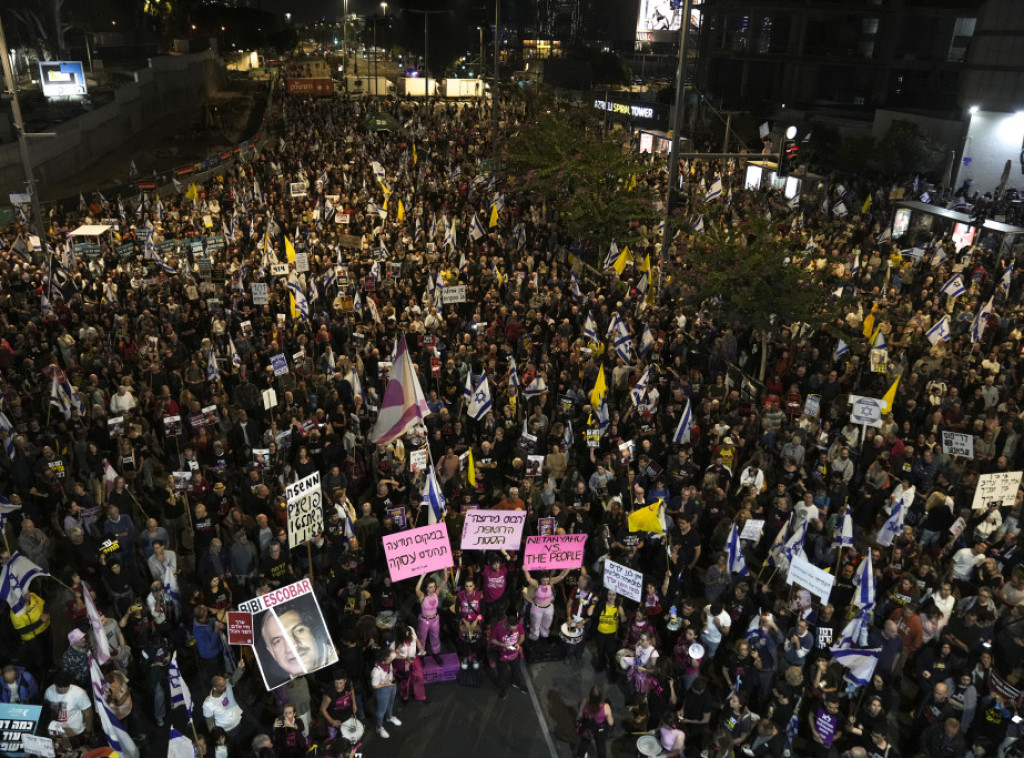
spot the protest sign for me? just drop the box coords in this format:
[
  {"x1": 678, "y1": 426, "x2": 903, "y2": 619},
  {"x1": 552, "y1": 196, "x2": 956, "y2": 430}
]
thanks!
[
  {"x1": 271, "y1": 354, "x2": 289, "y2": 376},
  {"x1": 285, "y1": 471, "x2": 323, "y2": 548},
  {"x1": 227, "y1": 611, "x2": 254, "y2": 645},
  {"x1": 460, "y1": 511, "x2": 527, "y2": 551},
  {"x1": 289, "y1": 182, "x2": 307, "y2": 197},
  {"x1": 949, "y1": 517, "x2": 967, "y2": 538},
  {"x1": 252, "y1": 283, "x2": 269, "y2": 305},
  {"x1": 442, "y1": 285, "x2": 467, "y2": 303},
  {"x1": 538, "y1": 517, "x2": 557, "y2": 536},
  {"x1": 848, "y1": 395, "x2": 884, "y2": 428},
  {"x1": 409, "y1": 448, "x2": 428, "y2": 473},
  {"x1": 0, "y1": 703, "x2": 43, "y2": 758},
  {"x1": 740, "y1": 519, "x2": 765, "y2": 541},
  {"x1": 295, "y1": 252, "x2": 309, "y2": 272},
  {"x1": 786, "y1": 553, "x2": 835, "y2": 603},
  {"x1": 942, "y1": 431, "x2": 974, "y2": 459},
  {"x1": 236, "y1": 579, "x2": 338, "y2": 690},
  {"x1": 20, "y1": 734, "x2": 54, "y2": 758},
  {"x1": 603, "y1": 560, "x2": 643, "y2": 602},
  {"x1": 386, "y1": 507, "x2": 407, "y2": 528},
  {"x1": 523, "y1": 534, "x2": 587, "y2": 571},
  {"x1": 972, "y1": 471, "x2": 1023, "y2": 510},
  {"x1": 383, "y1": 522, "x2": 454, "y2": 582}
]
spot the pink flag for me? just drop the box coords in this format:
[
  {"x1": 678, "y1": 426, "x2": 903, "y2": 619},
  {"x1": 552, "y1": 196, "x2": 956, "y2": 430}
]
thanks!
[
  {"x1": 82, "y1": 581, "x2": 112, "y2": 664},
  {"x1": 368, "y1": 335, "x2": 431, "y2": 445}
]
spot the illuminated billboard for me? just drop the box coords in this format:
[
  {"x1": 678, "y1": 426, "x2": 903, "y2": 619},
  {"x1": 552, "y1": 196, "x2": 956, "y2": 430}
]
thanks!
[
  {"x1": 637, "y1": 1, "x2": 701, "y2": 44},
  {"x1": 38, "y1": 61, "x2": 87, "y2": 98}
]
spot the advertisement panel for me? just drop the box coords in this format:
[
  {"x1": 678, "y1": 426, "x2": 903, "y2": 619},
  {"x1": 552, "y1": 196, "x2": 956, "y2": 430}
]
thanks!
[
  {"x1": 38, "y1": 61, "x2": 87, "y2": 98},
  {"x1": 286, "y1": 78, "x2": 334, "y2": 96}
]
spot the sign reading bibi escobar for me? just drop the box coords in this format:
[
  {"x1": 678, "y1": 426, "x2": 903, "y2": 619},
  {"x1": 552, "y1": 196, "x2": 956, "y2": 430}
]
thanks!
[
  {"x1": 285, "y1": 471, "x2": 323, "y2": 549},
  {"x1": 383, "y1": 522, "x2": 454, "y2": 582},
  {"x1": 237, "y1": 579, "x2": 338, "y2": 690}
]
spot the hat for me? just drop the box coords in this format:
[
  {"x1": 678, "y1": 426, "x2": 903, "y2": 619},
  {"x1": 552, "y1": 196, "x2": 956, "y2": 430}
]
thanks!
[
  {"x1": 723, "y1": 437, "x2": 735, "y2": 445},
  {"x1": 68, "y1": 628, "x2": 86, "y2": 645},
  {"x1": 213, "y1": 482, "x2": 226, "y2": 493},
  {"x1": 688, "y1": 643, "x2": 705, "y2": 661}
]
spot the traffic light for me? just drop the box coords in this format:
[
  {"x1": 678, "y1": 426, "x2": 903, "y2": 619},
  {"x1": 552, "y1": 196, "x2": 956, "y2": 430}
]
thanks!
[{"x1": 779, "y1": 140, "x2": 799, "y2": 177}]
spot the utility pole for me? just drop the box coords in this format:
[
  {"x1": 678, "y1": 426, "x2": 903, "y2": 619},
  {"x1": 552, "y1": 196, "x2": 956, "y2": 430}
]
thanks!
[
  {"x1": 406, "y1": 8, "x2": 446, "y2": 116},
  {"x1": 0, "y1": 16, "x2": 50, "y2": 263},
  {"x1": 661, "y1": 0, "x2": 692, "y2": 263},
  {"x1": 492, "y1": 0, "x2": 500, "y2": 147},
  {"x1": 343, "y1": 0, "x2": 348, "y2": 77}
]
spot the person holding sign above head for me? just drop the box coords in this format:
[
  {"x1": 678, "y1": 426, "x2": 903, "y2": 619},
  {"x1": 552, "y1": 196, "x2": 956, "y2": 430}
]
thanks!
[
  {"x1": 522, "y1": 567, "x2": 571, "y2": 645},
  {"x1": 415, "y1": 574, "x2": 444, "y2": 664}
]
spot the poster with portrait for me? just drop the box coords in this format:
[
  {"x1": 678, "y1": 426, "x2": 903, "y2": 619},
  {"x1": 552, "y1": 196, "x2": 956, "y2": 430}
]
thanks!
[{"x1": 237, "y1": 578, "x2": 339, "y2": 690}]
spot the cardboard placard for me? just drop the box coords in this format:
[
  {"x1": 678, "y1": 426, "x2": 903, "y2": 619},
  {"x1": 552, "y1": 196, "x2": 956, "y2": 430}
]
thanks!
[
  {"x1": 740, "y1": 519, "x2": 765, "y2": 541},
  {"x1": 227, "y1": 611, "x2": 255, "y2": 645},
  {"x1": 442, "y1": 285, "x2": 467, "y2": 303},
  {"x1": 460, "y1": 511, "x2": 527, "y2": 551},
  {"x1": 386, "y1": 507, "x2": 407, "y2": 528},
  {"x1": 236, "y1": 579, "x2": 339, "y2": 690},
  {"x1": 271, "y1": 353, "x2": 289, "y2": 376},
  {"x1": 786, "y1": 553, "x2": 835, "y2": 603},
  {"x1": 285, "y1": 471, "x2": 324, "y2": 548},
  {"x1": 252, "y1": 283, "x2": 269, "y2": 305},
  {"x1": 409, "y1": 449, "x2": 428, "y2": 473},
  {"x1": 972, "y1": 471, "x2": 1023, "y2": 510},
  {"x1": 523, "y1": 534, "x2": 587, "y2": 570},
  {"x1": 0, "y1": 703, "x2": 44, "y2": 758},
  {"x1": 382, "y1": 523, "x2": 454, "y2": 582},
  {"x1": 942, "y1": 431, "x2": 974, "y2": 459},
  {"x1": 848, "y1": 395, "x2": 885, "y2": 428},
  {"x1": 603, "y1": 560, "x2": 643, "y2": 602}
]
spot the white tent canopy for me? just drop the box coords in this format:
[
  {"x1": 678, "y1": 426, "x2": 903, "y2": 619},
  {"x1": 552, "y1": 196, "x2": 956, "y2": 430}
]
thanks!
[{"x1": 69, "y1": 224, "x2": 112, "y2": 236}]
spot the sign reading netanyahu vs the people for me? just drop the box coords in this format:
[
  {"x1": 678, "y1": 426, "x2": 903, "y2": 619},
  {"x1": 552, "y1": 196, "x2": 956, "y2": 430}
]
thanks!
[{"x1": 523, "y1": 534, "x2": 587, "y2": 570}]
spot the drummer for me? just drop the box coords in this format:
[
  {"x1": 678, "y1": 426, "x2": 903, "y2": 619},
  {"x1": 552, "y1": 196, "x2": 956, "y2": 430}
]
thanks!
[
  {"x1": 319, "y1": 669, "x2": 358, "y2": 741},
  {"x1": 456, "y1": 578, "x2": 484, "y2": 670}
]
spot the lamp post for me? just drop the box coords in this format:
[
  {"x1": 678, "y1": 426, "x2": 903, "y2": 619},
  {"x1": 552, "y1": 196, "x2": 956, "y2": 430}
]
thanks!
[
  {"x1": 342, "y1": 0, "x2": 348, "y2": 75},
  {"x1": 407, "y1": 8, "x2": 447, "y2": 114},
  {"x1": 492, "y1": 0, "x2": 500, "y2": 147},
  {"x1": 478, "y1": 26, "x2": 484, "y2": 72},
  {"x1": 661, "y1": 0, "x2": 692, "y2": 263}
]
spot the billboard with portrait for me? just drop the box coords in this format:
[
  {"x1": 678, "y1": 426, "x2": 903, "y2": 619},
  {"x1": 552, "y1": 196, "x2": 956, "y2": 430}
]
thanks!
[
  {"x1": 636, "y1": 1, "x2": 701, "y2": 44},
  {"x1": 236, "y1": 579, "x2": 338, "y2": 690}
]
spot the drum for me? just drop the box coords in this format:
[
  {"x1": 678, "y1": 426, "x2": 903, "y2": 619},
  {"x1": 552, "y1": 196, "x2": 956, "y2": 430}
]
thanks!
[
  {"x1": 340, "y1": 717, "x2": 364, "y2": 743},
  {"x1": 636, "y1": 734, "x2": 662, "y2": 757},
  {"x1": 616, "y1": 648, "x2": 636, "y2": 671},
  {"x1": 376, "y1": 611, "x2": 397, "y2": 630},
  {"x1": 560, "y1": 622, "x2": 585, "y2": 646}
]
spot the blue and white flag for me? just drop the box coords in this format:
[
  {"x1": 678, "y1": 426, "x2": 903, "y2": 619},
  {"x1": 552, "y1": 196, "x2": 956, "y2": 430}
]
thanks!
[
  {"x1": 0, "y1": 497, "x2": 21, "y2": 532},
  {"x1": 630, "y1": 366, "x2": 651, "y2": 407},
  {"x1": 920, "y1": 191, "x2": 931, "y2": 204},
  {"x1": 168, "y1": 651, "x2": 193, "y2": 716},
  {"x1": 834, "y1": 339, "x2": 849, "y2": 360},
  {"x1": 672, "y1": 399, "x2": 693, "y2": 445},
  {"x1": 877, "y1": 486, "x2": 914, "y2": 546},
  {"x1": 603, "y1": 242, "x2": 619, "y2": 270},
  {"x1": 834, "y1": 508, "x2": 854, "y2": 550},
  {"x1": 287, "y1": 274, "x2": 309, "y2": 321},
  {"x1": 833, "y1": 200, "x2": 849, "y2": 217},
  {"x1": 60, "y1": 375, "x2": 84, "y2": 416},
  {"x1": 228, "y1": 338, "x2": 242, "y2": 370},
  {"x1": 467, "y1": 375, "x2": 493, "y2": 421},
  {"x1": 93, "y1": 675, "x2": 140, "y2": 758},
  {"x1": 833, "y1": 606, "x2": 873, "y2": 652},
  {"x1": 0, "y1": 412, "x2": 16, "y2": 459},
  {"x1": 508, "y1": 357, "x2": 521, "y2": 394},
  {"x1": 469, "y1": 213, "x2": 487, "y2": 242},
  {"x1": 705, "y1": 177, "x2": 723, "y2": 202},
  {"x1": 569, "y1": 272, "x2": 582, "y2": 299},
  {"x1": 779, "y1": 518, "x2": 808, "y2": 568},
  {"x1": 878, "y1": 226, "x2": 892, "y2": 244},
  {"x1": 0, "y1": 552, "x2": 49, "y2": 614},
  {"x1": 49, "y1": 374, "x2": 70, "y2": 420},
  {"x1": 523, "y1": 375, "x2": 548, "y2": 399},
  {"x1": 168, "y1": 728, "x2": 199, "y2": 758},
  {"x1": 971, "y1": 295, "x2": 994, "y2": 344},
  {"x1": 872, "y1": 329, "x2": 887, "y2": 351},
  {"x1": 941, "y1": 274, "x2": 966, "y2": 299},
  {"x1": 831, "y1": 646, "x2": 882, "y2": 686},
  {"x1": 639, "y1": 325, "x2": 655, "y2": 357},
  {"x1": 463, "y1": 370, "x2": 475, "y2": 402},
  {"x1": 40, "y1": 293, "x2": 55, "y2": 317},
  {"x1": 1002, "y1": 265, "x2": 1013, "y2": 294},
  {"x1": 853, "y1": 551, "x2": 875, "y2": 610},
  {"x1": 584, "y1": 313, "x2": 599, "y2": 346},
  {"x1": 563, "y1": 421, "x2": 574, "y2": 449},
  {"x1": 422, "y1": 468, "x2": 446, "y2": 525},
  {"x1": 930, "y1": 247, "x2": 948, "y2": 268},
  {"x1": 727, "y1": 524, "x2": 748, "y2": 576},
  {"x1": 693, "y1": 215, "x2": 705, "y2": 233},
  {"x1": 611, "y1": 317, "x2": 633, "y2": 363},
  {"x1": 206, "y1": 348, "x2": 220, "y2": 382},
  {"x1": 926, "y1": 316, "x2": 951, "y2": 345}
]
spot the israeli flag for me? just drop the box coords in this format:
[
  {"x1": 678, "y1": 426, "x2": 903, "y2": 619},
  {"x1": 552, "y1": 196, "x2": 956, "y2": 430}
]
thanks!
[
  {"x1": 630, "y1": 366, "x2": 651, "y2": 407},
  {"x1": 920, "y1": 192, "x2": 931, "y2": 203},
  {"x1": 228, "y1": 338, "x2": 242, "y2": 370},
  {"x1": 831, "y1": 647, "x2": 881, "y2": 686},
  {"x1": 834, "y1": 339, "x2": 849, "y2": 360},
  {"x1": 726, "y1": 524, "x2": 748, "y2": 576},
  {"x1": 40, "y1": 293, "x2": 55, "y2": 317},
  {"x1": 523, "y1": 375, "x2": 548, "y2": 399},
  {"x1": 971, "y1": 295, "x2": 994, "y2": 344},
  {"x1": 570, "y1": 272, "x2": 582, "y2": 299},
  {"x1": 930, "y1": 247, "x2": 948, "y2": 268},
  {"x1": 467, "y1": 375, "x2": 493, "y2": 421},
  {"x1": 639, "y1": 325, "x2": 655, "y2": 357},
  {"x1": 469, "y1": 213, "x2": 487, "y2": 242},
  {"x1": 833, "y1": 201, "x2": 849, "y2": 217},
  {"x1": 604, "y1": 242, "x2": 619, "y2": 270},
  {"x1": 872, "y1": 330, "x2": 887, "y2": 350},
  {"x1": 693, "y1": 215, "x2": 705, "y2": 233},
  {"x1": 834, "y1": 508, "x2": 854, "y2": 550},
  {"x1": 584, "y1": 313, "x2": 599, "y2": 345},
  {"x1": 563, "y1": 421, "x2": 574, "y2": 449},
  {"x1": 463, "y1": 370, "x2": 475, "y2": 402},
  {"x1": 926, "y1": 316, "x2": 951, "y2": 345},
  {"x1": 206, "y1": 348, "x2": 220, "y2": 382},
  {"x1": 705, "y1": 177, "x2": 723, "y2": 202},
  {"x1": 1002, "y1": 265, "x2": 1013, "y2": 293},
  {"x1": 168, "y1": 728, "x2": 199, "y2": 758},
  {"x1": 853, "y1": 551, "x2": 875, "y2": 609},
  {"x1": 877, "y1": 486, "x2": 914, "y2": 546},
  {"x1": 941, "y1": 274, "x2": 966, "y2": 299},
  {"x1": 0, "y1": 412, "x2": 16, "y2": 459},
  {"x1": 508, "y1": 357, "x2": 521, "y2": 394},
  {"x1": 878, "y1": 226, "x2": 892, "y2": 244},
  {"x1": 168, "y1": 651, "x2": 193, "y2": 716},
  {"x1": 672, "y1": 399, "x2": 692, "y2": 444},
  {"x1": 0, "y1": 552, "x2": 49, "y2": 614},
  {"x1": 422, "y1": 468, "x2": 446, "y2": 525}
]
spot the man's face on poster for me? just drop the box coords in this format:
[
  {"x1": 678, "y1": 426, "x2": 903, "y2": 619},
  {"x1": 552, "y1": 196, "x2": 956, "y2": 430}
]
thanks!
[{"x1": 264, "y1": 609, "x2": 322, "y2": 676}]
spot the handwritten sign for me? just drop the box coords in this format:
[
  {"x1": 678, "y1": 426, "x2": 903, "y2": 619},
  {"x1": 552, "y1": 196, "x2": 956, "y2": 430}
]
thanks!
[
  {"x1": 786, "y1": 553, "x2": 835, "y2": 603},
  {"x1": 740, "y1": 519, "x2": 765, "y2": 541},
  {"x1": 20, "y1": 734, "x2": 54, "y2": 758},
  {"x1": 442, "y1": 285, "x2": 467, "y2": 303},
  {"x1": 252, "y1": 282, "x2": 269, "y2": 305},
  {"x1": 523, "y1": 534, "x2": 587, "y2": 570},
  {"x1": 409, "y1": 449, "x2": 428, "y2": 473},
  {"x1": 603, "y1": 560, "x2": 643, "y2": 602},
  {"x1": 461, "y1": 511, "x2": 526, "y2": 551},
  {"x1": 942, "y1": 431, "x2": 974, "y2": 459},
  {"x1": 285, "y1": 471, "x2": 323, "y2": 549},
  {"x1": 227, "y1": 611, "x2": 254, "y2": 645},
  {"x1": 383, "y1": 523, "x2": 454, "y2": 582},
  {"x1": 972, "y1": 471, "x2": 1023, "y2": 510}
]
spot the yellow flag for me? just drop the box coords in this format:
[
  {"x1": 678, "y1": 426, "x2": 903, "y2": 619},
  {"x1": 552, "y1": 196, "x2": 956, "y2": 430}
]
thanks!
[
  {"x1": 638, "y1": 253, "x2": 651, "y2": 273},
  {"x1": 285, "y1": 236, "x2": 296, "y2": 264},
  {"x1": 590, "y1": 365, "x2": 607, "y2": 409},
  {"x1": 467, "y1": 448, "x2": 477, "y2": 487},
  {"x1": 628, "y1": 500, "x2": 664, "y2": 534},
  {"x1": 185, "y1": 183, "x2": 198, "y2": 202},
  {"x1": 383, "y1": 197, "x2": 388, "y2": 212},
  {"x1": 379, "y1": 179, "x2": 391, "y2": 197},
  {"x1": 398, "y1": 200, "x2": 406, "y2": 222},
  {"x1": 290, "y1": 292, "x2": 298, "y2": 320},
  {"x1": 612, "y1": 246, "x2": 633, "y2": 275},
  {"x1": 489, "y1": 204, "x2": 499, "y2": 228},
  {"x1": 881, "y1": 374, "x2": 900, "y2": 414},
  {"x1": 412, "y1": 144, "x2": 418, "y2": 165},
  {"x1": 862, "y1": 196, "x2": 872, "y2": 214},
  {"x1": 862, "y1": 311, "x2": 875, "y2": 339}
]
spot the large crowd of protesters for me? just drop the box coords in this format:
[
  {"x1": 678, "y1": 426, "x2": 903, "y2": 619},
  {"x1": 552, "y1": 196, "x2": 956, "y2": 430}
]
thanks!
[{"x1": 0, "y1": 73, "x2": 1022, "y2": 758}]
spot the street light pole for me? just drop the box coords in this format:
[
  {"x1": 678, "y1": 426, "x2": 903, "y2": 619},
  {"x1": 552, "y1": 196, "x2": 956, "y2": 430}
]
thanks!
[
  {"x1": 492, "y1": 0, "x2": 500, "y2": 147},
  {"x1": 661, "y1": 0, "x2": 692, "y2": 264},
  {"x1": 406, "y1": 9, "x2": 446, "y2": 116},
  {"x1": 0, "y1": 17, "x2": 49, "y2": 262},
  {"x1": 343, "y1": 0, "x2": 348, "y2": 76}
]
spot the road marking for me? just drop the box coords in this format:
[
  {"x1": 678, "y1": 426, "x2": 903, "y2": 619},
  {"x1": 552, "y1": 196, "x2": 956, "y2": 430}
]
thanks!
[{"x1": 520, "y1": 659, "x2": 561, "y2": 758}]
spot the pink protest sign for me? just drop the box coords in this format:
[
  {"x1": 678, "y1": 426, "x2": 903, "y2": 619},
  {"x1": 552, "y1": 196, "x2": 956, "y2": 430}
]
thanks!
[
  {"x1": 383, "y1": 522, "x2": 454, "y2": 582},
  {"x1": 460, "y1": 510, "x2": 527, "y2": 551},
  {"x1": 523, "y1": 534, "x2": 587, "y2": 571}
]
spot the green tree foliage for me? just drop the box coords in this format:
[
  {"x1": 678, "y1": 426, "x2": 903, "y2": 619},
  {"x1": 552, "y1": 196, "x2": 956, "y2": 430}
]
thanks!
[
  {"x1": 674, "y1": 205, "x2": 839, "y2": 378},
  {"x1": 501, "y1": 105, "x2": 660, "y2": 264},
  {"x1": 875, "y1": 119, "x2": 946, "y2": 178}
]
